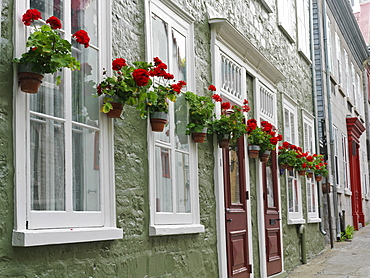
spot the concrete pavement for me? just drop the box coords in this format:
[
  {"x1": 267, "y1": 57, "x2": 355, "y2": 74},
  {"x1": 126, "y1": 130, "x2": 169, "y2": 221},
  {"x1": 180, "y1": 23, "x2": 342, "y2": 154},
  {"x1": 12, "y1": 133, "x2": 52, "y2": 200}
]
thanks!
[{"x1": 287, "y1": 224, "x2": 370, "y2": 277}]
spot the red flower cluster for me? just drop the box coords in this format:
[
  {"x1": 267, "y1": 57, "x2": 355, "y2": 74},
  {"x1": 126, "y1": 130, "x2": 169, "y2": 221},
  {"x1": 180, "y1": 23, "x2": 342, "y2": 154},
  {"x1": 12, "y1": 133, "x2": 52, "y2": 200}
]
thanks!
[
  {"x1": 261, "y1": 121, "x2": 273, "y2": 132},
  {"x1": 212, "y1": 94, "x2": 222, "y2": 102},
  {"x1": 112, "y1": 58, "x2": 127, "y2": 71},
  {"x1": 221, "y1": 102, "x2": 231, "y2": 110},
  {"x1": 208, "y1": 85, "x2": 216, "y2": 91},
  {"x1": 242, "y1": 99, "x2": 250, "y2": 112},
  {"x1": 22, "y1": 9, "x2": 42, "y2": 26},
  {"x1": 149, "y1": 57, "x2": 174, "y2": 80},
  {"x1": 46, "y1": 16, "x2": 62, "y2": 29},
  {"x1": 246, "y1": 119, "x2": 258, "y2": 133},
  {"x1": 133, "y1": 68, "x2": 150, "y2": 87},
  {"x1": 171, "y1": 80, "x2": 187, "y2": 93},
  {"x1": 73, "y1": 30, "x2": 90, "y2": 48}
]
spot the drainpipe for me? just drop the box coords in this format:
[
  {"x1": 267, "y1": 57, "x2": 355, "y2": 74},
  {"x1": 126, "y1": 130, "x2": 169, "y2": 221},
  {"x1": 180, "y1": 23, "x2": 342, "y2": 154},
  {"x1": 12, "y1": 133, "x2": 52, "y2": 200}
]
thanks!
[
  {"x1": 298, "y1": 225, "x2": 307, "y2": 264},
  {"x1": 322, "y1": 0, "x2": 340, "y2": 241},
  {"x1": 310, "y1": 0, "x2": 326, "y2": 236}
]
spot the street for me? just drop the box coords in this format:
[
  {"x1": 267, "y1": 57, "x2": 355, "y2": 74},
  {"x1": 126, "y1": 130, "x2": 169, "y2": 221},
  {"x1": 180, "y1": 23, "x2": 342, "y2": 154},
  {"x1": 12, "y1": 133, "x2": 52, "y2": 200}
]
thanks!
[{"x1": 287, "y1": 224, "x2": 370, "y2": 277}]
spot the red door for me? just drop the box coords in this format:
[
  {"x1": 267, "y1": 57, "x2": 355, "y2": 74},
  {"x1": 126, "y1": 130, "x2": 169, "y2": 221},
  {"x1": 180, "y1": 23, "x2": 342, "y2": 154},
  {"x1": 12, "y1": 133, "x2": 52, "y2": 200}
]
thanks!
[
  {"x1": 262, "y1": 151, "x2": 282, "y2": 276},
  {"x1": 223, "y1": 137, "x2": 251, "y2": 278}
]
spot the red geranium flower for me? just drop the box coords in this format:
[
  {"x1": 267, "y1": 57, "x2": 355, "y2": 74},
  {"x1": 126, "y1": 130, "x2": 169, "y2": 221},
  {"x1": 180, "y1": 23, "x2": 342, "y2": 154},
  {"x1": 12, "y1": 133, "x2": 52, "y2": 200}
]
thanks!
[
  {"x1": 208, "y1": 85, "x2": 216, "y2": 91},
  {"x1": 112, "y1": 58, "x2": 127, "y2": 71},
  {"x1": 73, "y1": 30, "x2": 90, "y2": 48},
  {"x1": 132, "y1": 68, "x2": 150, "y2": 87},
  {"x1": 306, "y1": 155, "x2": 314, "y2": 162},
  {"x1": 212, "y1": 94, "x2": 222, "y2": 102},
  {"x1": 22, "y1": 9, "x2": 42, "y2": 26},
  {"x1": 221, "y1": 102, "x2": 231, "y2": 110},
  {"x1": 270, "y1": 137, "x2": 279, "y2": 145},
  {"x1": 46, "y1": 16, "x2": 62, "y2": 29},
  {"x1": 283, "y1": 141, "x2": 290, "y2": 148},
  {"x1": 277, "y1": 134, "x2": 283, "y2": 141},
  {"x1": 243, "y1": 105, "x2": 250, "y2": 112},
  {"x1": 153, "y1": 57, "x2": 162, "y2": 65},
  {"x1": 302, "y1": 162, "x2": 307, "y2": 168},
  {"x1": 243, "y1": 99, "x2": 249, "y2": 104}
]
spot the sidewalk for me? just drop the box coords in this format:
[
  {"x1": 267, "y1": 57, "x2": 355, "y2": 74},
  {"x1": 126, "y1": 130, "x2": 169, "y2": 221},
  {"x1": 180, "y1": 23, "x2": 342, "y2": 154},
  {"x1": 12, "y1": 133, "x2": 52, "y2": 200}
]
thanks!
[{"x1": 287, "y1": 224, "x2": 370, "y2": 277}]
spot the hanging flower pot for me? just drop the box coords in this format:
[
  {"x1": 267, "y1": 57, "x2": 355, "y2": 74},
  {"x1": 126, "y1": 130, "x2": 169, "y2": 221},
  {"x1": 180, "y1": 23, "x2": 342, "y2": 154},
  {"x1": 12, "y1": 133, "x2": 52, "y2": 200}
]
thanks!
[
  {"x1": 248, "y1": 145, "x2": 260, "y2": 158},
  {"x1": 191, "y1": 128, "x2": 207, "y2": 143},
  {"x1": 218, "y1": 134, "x2": 230, "y2": 149},
  {"x1": 298, "y1": 170, "x2": 306, "y2": 176},
  {"x1": 287, "y1": 165, "x2": 294, "y2": 171},
  {"x1": 259, "y1": 150, "x2": 271, "y2": 163},
  {"x1": 150, "y1": 111, "x2": 168, "y2": 132},
  {"x1": 106, "y1": 102, "x2": 123, "y2": 118},
  {"x1": 18, "y1": 63, "x2": 44, "y2": 94},
  {"x1": 315, "y1": 175, "x2": 323, "y2": 181},
  {"x1": 279, "y1": 164, "x2": 289, "y2": 169},
  {"x1": 307, "y1": 171, "x2": 314, "y2": 179}
]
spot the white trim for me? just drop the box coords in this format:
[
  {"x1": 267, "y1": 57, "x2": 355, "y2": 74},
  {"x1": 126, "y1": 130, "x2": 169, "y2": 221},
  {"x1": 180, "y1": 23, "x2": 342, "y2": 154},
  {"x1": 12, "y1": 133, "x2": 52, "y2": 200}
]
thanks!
[
  {"x1": 307, "y1": 218, "x2": 322, "y2": 224},
  {"x1": 13, "y1": 0, "x2": 122, "y2": 245},
  {"x1": 12, "y1": 227, "x2": 123, "y2": 247},
  {"x1": 288, "y1": 218, "x2": 306, "y2": 225},
  {"x1": 149, "y1": 224, "x2": 204, "y2": 236}
]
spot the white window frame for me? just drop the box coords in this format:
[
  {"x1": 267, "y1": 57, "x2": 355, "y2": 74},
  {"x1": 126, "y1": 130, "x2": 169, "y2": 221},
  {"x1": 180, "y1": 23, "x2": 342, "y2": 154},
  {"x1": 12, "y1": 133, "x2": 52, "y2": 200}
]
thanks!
[
  {"x1": 333, "y1": 125, "x2": 340, "y2": 188},
  {"x1": 145, "y1": 0, "x2": 204, "y2": 236},
  {"x1": 13, "y1": 0, "x2": 122, "y2": 247},
  {"x1": 286, "y1": 170, "x2": 305, "y2": 224},
  {"x1": 283, "y1": 96, "x2": 298, "y2": 145},
  {"x1": 335, "y1": 32, "x2": 342, "y2": 83},
  {"x1": 277, "y1": 0, "x2": 295, "y2": 42},
  {"x1": 344, "y1": 50, "x2": 349, "y2": 95},
  {"x1": 297, "y1": 0, "x2": 311, "y2": 60},
  {"x1": 326, "y1": 15, "x2": 333, "y2": 73},
  {"x1": 362, "y1": 151, "x2": 368, "y2": 198},
  {"x1": 302, "y1": 112, "x2": 320, "y2": 222},
  {"x1": 342, "y1": 133, "x2": 351, "y2": 194}
]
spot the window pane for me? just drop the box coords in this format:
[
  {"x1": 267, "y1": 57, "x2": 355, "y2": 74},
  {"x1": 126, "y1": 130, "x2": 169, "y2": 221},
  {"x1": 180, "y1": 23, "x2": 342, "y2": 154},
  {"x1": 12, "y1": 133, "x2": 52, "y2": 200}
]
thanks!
[
  {"x1": 288, "y1": 178, "x2": 293, "y2": 212},
  {"x1": 174, "y1": 95, "x2": 189, "y2": 151},
  {"x1": 72, "y1": 125, "x2": 100, "y2": 211},
  {"x1": 229, "y1": 148, "x2": 241, "y2": 204},
  {"x1": 176, "y1": 152, "x2": 190, "y2": 213},
  {"x1": 30, "y1": 73, "x2": 64, "y2": 118},
  {"x1": 71, "y1": 0, "x2": 98, "y2": 47},
  {"x1": 307, "y1": 180, "x2": 312, "y2": 212},
  {"x1": 284, "y1": 108, "x2": 290, "y2": 142},
  {"x1": 156, "y1": 147, "x2": 172, "y2": 212},
  {"x1": 266, "y1": 166, "x2": 275, "y2": 208},
  {"x1": 171, "y1": 28, "x2": 186, "y2": 83},
  {"x1": 152, "y1": 14, "x2": 169, "y2": 65},
  {"x1": 31, "y1": 0, "x2": 63, "y2": 19},
  {"x1": 72, "y1": 47, "x2": 100, "y2": 123},
  {"x1": 290, "y1": 112, "x2": 295, "y2": 144},
  {"x1": 30, "y1": 116, "x2": 65, "y2": 210}
]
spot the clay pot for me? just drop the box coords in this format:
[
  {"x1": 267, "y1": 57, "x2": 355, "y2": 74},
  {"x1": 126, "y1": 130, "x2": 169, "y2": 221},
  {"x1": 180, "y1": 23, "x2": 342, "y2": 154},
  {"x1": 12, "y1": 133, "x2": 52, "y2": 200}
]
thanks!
[
  {"x1": 192, "y1": 132, "x2": 207, "y2": 143},
  {"x1": 106, "y1": 102, "x2": 123, "y2": 118},
  {"x1": 218, "y1": 138, "x2": 230, "y2": 149},
  {"x1": 259, "y1": 150, "x2": 271, "y2": 163},
  {"x1": 248, "y1": 145, "x2": 261, "y2": 158},
  {"x1": 298, "y1": 170, "x2": 306, "y2": 176},
  {"x1": 18, "y1": 64, "x2": 44, "y2": 94},
  {"x1": 287, "y1": 165, "x2": 294, "y2": 171},
  {"x1": 279, "y1": 164, "x2": 289, "y2": 169},
  {"x1": 307, "y1": 171, "x2": 314, "y2": 179},
  {"x1": 150, "y1": 112, "x2": 168, "y2": 132},
  {"x1": 315, "y1": 175, "x2": 323, "y2": 181}
]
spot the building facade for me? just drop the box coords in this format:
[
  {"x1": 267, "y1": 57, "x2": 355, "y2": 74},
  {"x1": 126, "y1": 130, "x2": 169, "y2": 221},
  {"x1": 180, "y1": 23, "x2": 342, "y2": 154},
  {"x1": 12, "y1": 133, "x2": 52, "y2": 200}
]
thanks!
[{"x1": 3, "y1": 0, "x2": 360, "y2": 277}]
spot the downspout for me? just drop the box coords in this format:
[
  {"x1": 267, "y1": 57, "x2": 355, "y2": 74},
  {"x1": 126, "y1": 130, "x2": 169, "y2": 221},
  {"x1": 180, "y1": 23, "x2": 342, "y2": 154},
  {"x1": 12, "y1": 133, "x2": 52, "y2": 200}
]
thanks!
[
  {"x1": 322, "y1": 0, "x2": 340, "y2": 240},
  {"x1": 298, "y1": 225, "x2": 307, "y2": 264},
  {"x1": 310, "y1": 0, "x2": 326, "y2": 236}
]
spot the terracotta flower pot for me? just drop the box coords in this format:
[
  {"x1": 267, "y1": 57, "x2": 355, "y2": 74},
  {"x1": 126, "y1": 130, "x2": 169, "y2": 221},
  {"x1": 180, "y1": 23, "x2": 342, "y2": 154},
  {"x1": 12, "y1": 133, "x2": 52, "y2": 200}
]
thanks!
[
  {"x1": 106, "y1": 102, "x2": 123, "y2": 118},
  {"x1": 307, "y1": 171, "x2": 314, "y2": 179},
  {"x1": 192, "y1": 132, "x2": 207, "y2": 143},
  {"x1": 279, "y1": 164, "x2": 289, "y2": 169},
  {"x1": 248, "y1": 145, "x2": 260, "y2": 158},
  {"x1": 218, "y1": 138, "x2": 230, "y2": 149},
  {"x1": 259, "y1": 150, "x2": 271, "y2": 163},
  {"x1": 287, "y1": 165, "x2": 294, "y2": 171},
  {"x1": 18, "y1": 64, "x2": 44, "y2": 94},
  {"x1": 315, "y1": 175, "x2": 323, "y2": 181},
  {"x1": 298, "y1": 170, "x2": 306, "y2": 176},
  {"x1": 150, "y1": 112, "x2": 168, "y2": 132}
]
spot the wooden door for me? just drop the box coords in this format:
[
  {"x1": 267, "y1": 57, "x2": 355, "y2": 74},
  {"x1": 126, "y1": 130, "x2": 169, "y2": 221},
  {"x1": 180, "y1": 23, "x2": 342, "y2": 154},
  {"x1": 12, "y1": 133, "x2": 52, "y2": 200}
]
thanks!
[
  {"x1": 223, "y1": 137, "x2": 251, "y2": 278},
  {"x1": 262, "y1": 151, "x2": 282, "y2": 276}
]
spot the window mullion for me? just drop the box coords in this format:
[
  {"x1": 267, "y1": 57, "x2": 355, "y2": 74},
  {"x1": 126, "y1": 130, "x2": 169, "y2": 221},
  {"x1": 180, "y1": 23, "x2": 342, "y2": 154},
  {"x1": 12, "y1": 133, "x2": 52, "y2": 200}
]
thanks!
[{"x1": 63, "y1": 1, "x2": 73, "y2": 213}]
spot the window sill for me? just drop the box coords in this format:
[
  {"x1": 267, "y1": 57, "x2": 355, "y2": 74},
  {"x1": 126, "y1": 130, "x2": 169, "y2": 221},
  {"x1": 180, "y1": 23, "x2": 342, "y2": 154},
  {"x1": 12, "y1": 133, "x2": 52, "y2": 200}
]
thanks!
[
  {"x1": 287, "y1": 218, "x2": 306, "y2": 225},
  {"x1": 149, "y1": 224, "x2": 205, "y2": 236},
  {"x1": 307, "y1": 217, "x2": 322, "y2": 223},
  {"x1": 12, "y1": 227, "x2": 123, "y2": 247},
  {"x1": 344, "y1": 188, "x2": 352, "y2": 196}
]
